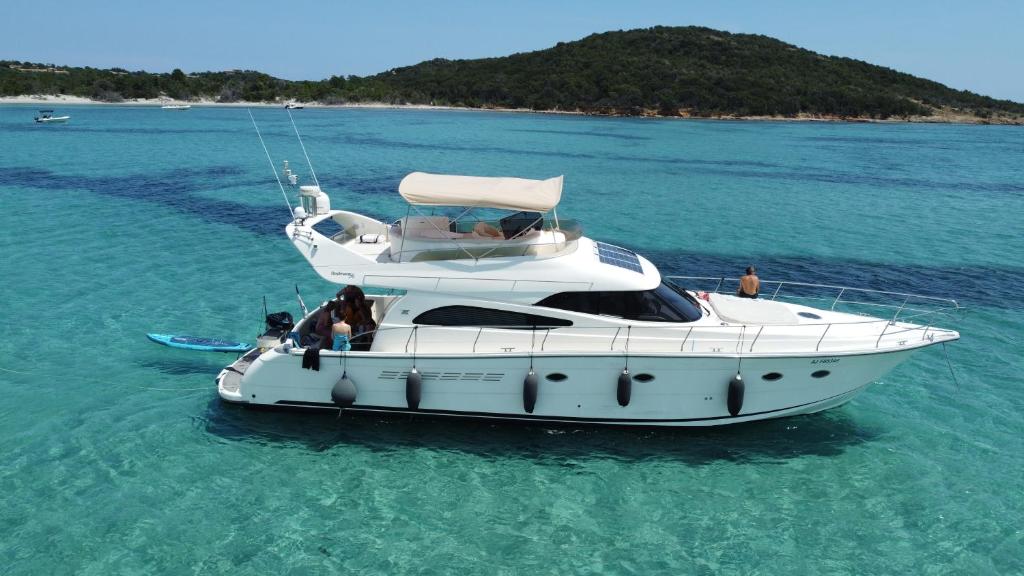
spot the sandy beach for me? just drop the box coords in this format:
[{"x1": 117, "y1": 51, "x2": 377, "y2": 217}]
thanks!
[
  {"x1": 2, "y1": 93, "x2": 1019, "y2": 125},
  {"x1": 0, "y1": 94, "x2": 465, "y2": 111}
]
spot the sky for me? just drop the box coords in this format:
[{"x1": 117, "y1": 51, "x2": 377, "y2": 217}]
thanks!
[{"x1": 2, "y1": 0, "x2": 1022, "y2": 102}]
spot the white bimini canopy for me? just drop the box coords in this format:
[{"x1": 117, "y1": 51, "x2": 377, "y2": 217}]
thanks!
[{"x1": 398, "y1": 172, "x2": 564, "y2": 212}]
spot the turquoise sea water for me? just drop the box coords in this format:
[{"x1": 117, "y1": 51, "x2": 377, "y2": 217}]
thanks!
[{"x1": 1, "y1": 105, "x2": 1022, "y2": 574}]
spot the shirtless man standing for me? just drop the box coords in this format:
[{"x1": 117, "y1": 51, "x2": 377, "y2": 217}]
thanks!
[{"x1": 738, "y1": 266, "x2": 760, "y2": 299}]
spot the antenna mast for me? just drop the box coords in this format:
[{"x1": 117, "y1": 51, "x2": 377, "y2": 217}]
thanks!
[
  {"x1": 286, "y1": 108, "x2": 321, "y2": 189},
  {"x1": 247, "y1": 108, "x2": 295, "y2": 220}
]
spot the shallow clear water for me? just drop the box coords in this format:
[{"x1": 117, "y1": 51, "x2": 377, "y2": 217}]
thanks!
[{"x1": 1, "y1": 105, "x2": 1022, "y2": 574}]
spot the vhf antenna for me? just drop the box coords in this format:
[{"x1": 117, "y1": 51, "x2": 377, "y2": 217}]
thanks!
[
  {"x1": 286, "y1": 107, "x2": 321, "y2": 190},
  {"x1": 247, "y1": 108, "x2": 295, "y2": 219}
]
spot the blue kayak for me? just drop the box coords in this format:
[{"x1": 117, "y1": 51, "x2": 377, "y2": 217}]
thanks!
[{"x1": 146, "y1": 333, "x2": 251, "y2": 353}]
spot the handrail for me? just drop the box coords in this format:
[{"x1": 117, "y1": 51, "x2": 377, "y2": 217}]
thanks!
[
  {"x1": 291, "y1": 228, "x2": 315, "y2": 241},
  {"x1": 288, "y1": 279, "x2": 959, "y2": 358},
  {"x1": 665, "y1": 275, "x2": 960, "y2": 310},
  {"x1": 289, "y1": 316, "x2": 956, "y2": 358}
]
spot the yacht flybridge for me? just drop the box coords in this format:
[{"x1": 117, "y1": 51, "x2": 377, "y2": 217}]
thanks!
[{"x1": 217, "y1": 172, "x2": 960, "y2": 426}]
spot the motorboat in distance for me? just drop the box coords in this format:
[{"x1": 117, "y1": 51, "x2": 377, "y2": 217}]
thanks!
[
  {"x1": 161, "y1": 104, "x2": 191, "y2": 110},
  {"x1": 285, "y1": 103, "x2": 305, "y2": 109},
  {"x1": 217, "y1": 173, "x2": 960, "y2": 426},
  {"x1": 34, "y1": 110, "x2": 70, "y2": 123}
]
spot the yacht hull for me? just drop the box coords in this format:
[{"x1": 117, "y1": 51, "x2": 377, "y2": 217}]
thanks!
[{"x1": 218, "y1": 347, "x2": 922, "y2": 426}]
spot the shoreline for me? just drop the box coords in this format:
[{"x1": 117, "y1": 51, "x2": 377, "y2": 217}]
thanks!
[{"x1": 2, "y1": 94, "x2": 1020, "y2": 125}]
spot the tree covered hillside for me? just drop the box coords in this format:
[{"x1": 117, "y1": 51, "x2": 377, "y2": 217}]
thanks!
[
  {"x1": 372, "y1": 27, "x2": 1024, "y2": 119},
  {"x1": 3, "y1": 26, "x2": 1022, "y2": 121}
]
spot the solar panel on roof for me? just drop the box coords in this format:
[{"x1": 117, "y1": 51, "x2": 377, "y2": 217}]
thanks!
[{"x1": 595, "y1": 242, "x2": 643, "y2": 273}]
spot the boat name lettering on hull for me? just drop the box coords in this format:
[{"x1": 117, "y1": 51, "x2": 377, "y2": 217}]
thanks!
[{"x1": 811, "y1": 358, "x2": 840, "y2": 364}]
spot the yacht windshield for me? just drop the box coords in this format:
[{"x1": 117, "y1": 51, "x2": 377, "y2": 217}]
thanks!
[{"x1": 536, "y1": 282, "x2": 703, "y2": 323}]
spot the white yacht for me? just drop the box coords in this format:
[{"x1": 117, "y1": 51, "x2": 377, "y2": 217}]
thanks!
[
  {"x1": 161, "y1": 104, "x2": 191, "y2": 110},
  {"x1": 217, "y1": 173, "x2": 960, "y2": 426}
]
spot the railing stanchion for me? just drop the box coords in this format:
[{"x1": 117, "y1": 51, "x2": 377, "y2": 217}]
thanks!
[
  {"x1": 714, "y1": 277, "x2": 725, "y2": 293},
  {"x1": 875, "y1": 323, "x2": 888, "y2": 349},
  {"x1": 816, "y1": 324, "x2": 831, "y2": 352},
  {"x1": 680, "y1": 327, "x2": 694, "y2": 352},
  {"x1": 610, "y1": 327, "x2": 621, "y2": 351},
  {"x1": 892, "y1": 296, "x2": 910, "y2": 324},
  {"x1": 749, "y1": 326, "x2": 764, "y2": 352},
  {"x1": 770, "y1": 282, "x2": 783, "y2": 301},
  {"x1": 472, "y1": 327, "x2": 482, "y2": 353},
  {"x1": 831, "y1": 288, "x2": 845, "y2": 311},
  {"x1": 404, "y1": 326, "x2": 415, "y2": 354}
]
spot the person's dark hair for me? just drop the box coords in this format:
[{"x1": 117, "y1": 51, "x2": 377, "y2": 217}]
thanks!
[
  {"x1": 341, "y1": 285, "x2": 368, "y2": 325},
  {"x1": 746, "y1": 266, "x2": 756, "y2": 275},
  {"x1": 317, "y1": 300, "x2": 339, "y2": 333}
]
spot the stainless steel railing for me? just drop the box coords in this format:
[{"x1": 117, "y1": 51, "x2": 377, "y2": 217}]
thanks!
[
  {"x1": 664, "y1": 275, "x2": 961, "y2": 323},
  {"x1": 289, "y1": 316, "x2": 957, "y2": 358},
  {"x1": 286, "y1": 278, "x2": 960, "y2": 358}
]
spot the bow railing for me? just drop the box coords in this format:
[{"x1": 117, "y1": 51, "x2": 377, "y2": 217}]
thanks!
[{"x1": 664, "y1": 275, "x2": 960, "y2": 324}]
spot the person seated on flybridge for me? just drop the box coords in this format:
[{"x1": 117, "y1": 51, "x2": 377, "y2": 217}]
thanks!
[{"x1": 737, "y1": 266, "x2": 760, "y2": 299}]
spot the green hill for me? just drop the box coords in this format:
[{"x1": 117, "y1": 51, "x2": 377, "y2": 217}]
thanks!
[
  {"x1": 371, "y1": 27, "x2": 1023, "y2": 121},
  {"x1": 4, "y1": 26, "x2": 1022, "y2": 122}
]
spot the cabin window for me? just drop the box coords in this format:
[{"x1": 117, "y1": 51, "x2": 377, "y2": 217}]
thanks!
[
  {"x1": 535, "y1": 282, "x2": 702, "y2": 323},
  {"x1": 413, "y1": 306, "x2": 572, "y2": 329}
]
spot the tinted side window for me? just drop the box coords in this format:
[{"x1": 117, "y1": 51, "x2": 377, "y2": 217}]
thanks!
[
  {"x1": 536, "y1": 283, "x2": 703, "y2": 323},
  {"x1": 652, "y1": 282, "x2": 704, "y2": 322},
  {"x1": 413, "y1": 306, "x2": 572, "y2": 328},
  {"x1": 534, "y1": 291, "x2": 598, "y2": 315}
]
